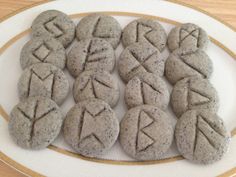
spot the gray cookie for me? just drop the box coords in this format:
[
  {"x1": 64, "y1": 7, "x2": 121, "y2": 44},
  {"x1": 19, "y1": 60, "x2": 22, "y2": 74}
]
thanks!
[
  {"x1": 125, "y1": 73, "x2": 169, "y2": 109},
  {"x1": 18, "y1": 63, "x2": 69, "y2": 105},
  {"x1": 73, "y1": 70, "x2": 119, "y2": 107},
  {"x1": 20, "y1": 36, "x2": 66, "y2": 69},
  {"x1": 171, "y1": 77, "x2": 219, "y2": 117},
  {"x1": 63, "y1": 99, "x2": 119, "y2": 157},
  {"x1": 122, "y1": 18, "x2": 167, "y2": 52},
  {"x1": 32, "y1": 10, "x2": 75, "y2": 48},
  {"x1": 165, "y1": 48, "x2": 213, "y2": 84},
  {"x1": 168, "y1": 23, "x2": 209, "y2": 52},
  {"x1": 118, "y1": 42, "x2": 164, "y2": 83},
  {"x1": 76, "y1": 13, "x2": 122, "y2": 49},
  {"x1": 67, "y1": 38, "x2": 115, "y2": 78},
  {"x1": 120, "y1": 105, "x2": 174, "y2": 160},
  {"x1": 9, "y1": 96, "x2": 63, "y2": 149},
  {"x1": 175, "y1": 109, "x2": 230, "y2": 164}
]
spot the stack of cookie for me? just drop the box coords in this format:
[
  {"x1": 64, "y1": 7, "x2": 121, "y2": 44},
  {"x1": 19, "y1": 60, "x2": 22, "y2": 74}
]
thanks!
[
  {"x1": 118, "y1": 19, "x2": 174, "y2": 160},
  {"x1": 9, "y1": 10, "x2": 75, "y2": 149},
  {"x1": 64, "y1": 13, "x2": 122, "y2": 157},
  {"x1": 166, "y1": 23, "x2": 230, "y2": 164}
]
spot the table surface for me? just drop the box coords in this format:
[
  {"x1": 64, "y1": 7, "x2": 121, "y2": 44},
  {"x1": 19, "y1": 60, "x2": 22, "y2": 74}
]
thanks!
[{"x1": 0, "y1": 0, "x2": 235, "y2": 176}]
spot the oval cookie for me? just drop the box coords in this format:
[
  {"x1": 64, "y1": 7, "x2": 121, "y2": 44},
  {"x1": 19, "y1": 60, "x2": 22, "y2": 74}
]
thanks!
[
  {"x1": 63, "y1": 99, "x2": 119, "y2": 157},
  {"x1": 171, "y1": 77, "x2": 219, "y2": 117},
  {"x1": 18, "y1": 63, "x2": 69, "y2": 105},
  {"x1": 175, "y1": 109, "x2": 230, "y2": 164},
  {"x1": 9, "y1": 96, "x2": 63, "y2": 149},
  {"x1": 120, "y1": 105, "x2": 174, "y2": 160},
  {"x1": 73, "y1": 70, "x2": 119, "y2": 107}
]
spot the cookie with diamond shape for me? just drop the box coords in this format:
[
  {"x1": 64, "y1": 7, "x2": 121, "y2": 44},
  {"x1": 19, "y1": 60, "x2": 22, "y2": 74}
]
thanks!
[
  {"x1": 167, "y1": 23, "x2": 209, "y2": 52},
  {"x1": 32, "y1": 10, "x2": 75, "y2": 48},
  {"x1": 20, "y1": 36, "x2": 66, "y2": 69}
]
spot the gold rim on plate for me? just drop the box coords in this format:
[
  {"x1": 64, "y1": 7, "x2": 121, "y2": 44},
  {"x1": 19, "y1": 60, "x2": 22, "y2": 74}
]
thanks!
[{"x1": 0, "y1": 8, "x2": 236, "y2": 177}]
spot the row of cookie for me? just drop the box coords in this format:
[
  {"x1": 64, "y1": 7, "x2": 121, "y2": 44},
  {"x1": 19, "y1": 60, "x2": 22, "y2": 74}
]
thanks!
[{"x1": 166, "y1": 23, "x2": 231, "y2": 164}]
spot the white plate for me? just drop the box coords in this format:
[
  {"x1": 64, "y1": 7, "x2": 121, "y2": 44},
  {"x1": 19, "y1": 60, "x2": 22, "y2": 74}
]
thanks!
[{"x1": 0, "y1": 0, "x2": 236, "y2": 177}]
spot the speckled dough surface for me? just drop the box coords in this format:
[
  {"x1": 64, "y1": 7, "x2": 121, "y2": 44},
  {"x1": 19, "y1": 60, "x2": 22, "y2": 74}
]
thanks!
[
  {"x1": 120, "y1": 105, "x2": 174, "y2": 160},
  {"x1": 20, "y1": 36, "x2": 66, "y2": 69},
  {"x1": 73, "y1": 70, "x2": 119, "y2": 107},
  {"x1": 125, "y1": 73, "x2": 169, "y2": 109},
  {"x1": 18, "y1": 63, "x2": 69, "y2": 105},
  {"x1": 165, "y1": 48, "x2": 213, "y2": 84},
  {"x1": 63, "y1": 99, "x2": 119, "y2": 157},
  {"x1": 167, "y1": 23, "x2": 209, "y2": 52},
  {"x1": 171, "y1": 77, "x2": 219, "y2": 117},
  {"x1": 9, "y1": 96, "x2": 63, "y2": 149},
  {"x1": 175, "y1": 109, "x2": 230, "y2": 164},
  {"x1": 32, "y1": 10, "x2": 75, "y2": 48},
  {"x1": 76, "y1": 13, "x2": 122, "y2": 49},
  {"x1": 67, "y1": 38, "x2": 115, "y2": 78},
  {"x1": 122, "y1": 18, "x2": 167, "y2": 52},
  {"x1": 118, "y1": 42, "x2": 164, "y2": 83}
]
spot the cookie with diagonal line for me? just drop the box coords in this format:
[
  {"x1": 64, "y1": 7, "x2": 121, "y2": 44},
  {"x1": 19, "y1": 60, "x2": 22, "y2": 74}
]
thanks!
[
  {"x1": 125, "y1": 73, "x2": 169, "y2": 109},
  {"x1": 73, "y1": 70, "x2": 119, "y2": 107},
  {"x1": 167, "y1": 23, "x2": 209, "y2": 52},
  {"x1": 9, "y1": 96, "x2": 63, "y2": 149},
  {"x1": 122, "y1": 18, "x2": 167, "y2": 52},
  {"x1": 165, "y1": 48, "x2": 213, "y2": 84},
  {"x1": 118, "y1": 42, "x2": 164, "y2": 83},
  {"x1": 18, "y1": 63, "x2": 69, "y2": 105},
  {"x1": 32, "y1": 10, "x2": 75, "y2": 48},
  {"x1": 76, "y1": 13, "x2": 122, "y2": 49},
  {"x1": 175, "y1": 109, "x2": 230, "y2": 164},
  {"x1": 67, "y1": 38, "x2": 115, "y2": 78},
  {"x1": 20, "y1": 36, "x2": 66, "y2": 69},
  {"x1": 120, "y1": 105, "x2": 174, "y2": 160},
  {"x1": 63, "y1": 99, "x2": 119, "y2": 157},
  {"x1": 171, "y1": 77, "x2": 219, "y2": 117}
]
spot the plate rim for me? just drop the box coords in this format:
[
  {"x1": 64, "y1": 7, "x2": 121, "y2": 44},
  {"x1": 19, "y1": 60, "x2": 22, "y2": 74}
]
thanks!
[{"x1": 0, "y1": 3, "x2": 236, "y2": 177}]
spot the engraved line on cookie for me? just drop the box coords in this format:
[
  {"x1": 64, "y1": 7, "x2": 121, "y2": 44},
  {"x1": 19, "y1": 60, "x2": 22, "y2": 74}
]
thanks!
[
  {"x1": 92, "y1": 17, "x2": 101, "y2": 37},
  {"x1": 32, "y1": 43, "x2": 51, "y2": 62},
  {"x1": 43, "y1": 16, "x2": 64, "y2": 38},
  {"x1": 179, "y1": 56, "x2": 207, "y2": 78},
  {"x1": 188, "y1": 87, "x2": 212, "y2": 106},
  {"x1": 82, "y1": 40, "x2": 92, "y2": 71},
  {"x1": 179, "y1": 28, "x2": 200, "y2": 47}
]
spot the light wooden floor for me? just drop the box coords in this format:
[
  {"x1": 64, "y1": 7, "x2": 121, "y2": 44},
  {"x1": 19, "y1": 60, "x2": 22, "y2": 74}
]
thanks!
[{"x1": 0, "y1": 0, "x2": 235, "y2": 176}]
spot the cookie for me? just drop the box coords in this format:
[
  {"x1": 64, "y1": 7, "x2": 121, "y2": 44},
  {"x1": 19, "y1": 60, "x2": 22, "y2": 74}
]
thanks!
[
  {"x1": 73, "y1": 70, "x2": 119, "y2": 107},
  {"x1": 67, "y1": 38, "x2": 115, "y2": 78},
  {"x1": 18, "y1": 63, "x2": 69, "y2": 105},
  {"x1": 63, "y1": 99, "x2": 119, "y2": 157},
  {"x1": 175, "y1": 109, "x2": 230, "y2": 164},
  {"x1": 120, "y1": 105, "x2": 173, "y2": 160},
  {"x1": 32, "y1": 10, "x2": 75, "y2": 48},
  {"x1": 125, "y1": 73, "x2": 169, "y2": 109},
  {"x1": 167, "y1": 23, "x2": 209, "y2": 52},
  {"x1": 9, "y1": 96, "x2": 63, "y2": 149},
  {"x1": 122, "y1": 18, "x2": 167, "y2": 52},
  {"x1": 165, "y1": 48, "x2": 213, "y2": 84},
  {"x1": 20, "y1": 36, "x2": 66, "y2": 69},
  {"x1": 76, "y1": 13, "x2": 122, "y2": 49},
  {"x1": 171, "y1": 77, "x2": 219, "y2": 117},
  {"x1": 118, "y1": 42, "x2": 164, "y2": 83}
]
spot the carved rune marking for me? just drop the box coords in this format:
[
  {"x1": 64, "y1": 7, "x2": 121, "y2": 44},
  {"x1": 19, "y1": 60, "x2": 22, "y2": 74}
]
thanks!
[
  {"x1": 77, "y1": 107, "x2": 106, "y2": 148},
  {"x1": 27, "y1": 69, "x2": 55, "y2": 98},
  {"x1": 32, "y1": 43, "x2": 51, "y2": 62},
  {"x1": 43, "y1": 16, "x2": 64, "y2": 38},
  {"x1": 82, "y1": 40, "x2": 108, "y2": 71},
  {"x1": 179, "y1": 28, "x2": 200, "y2": 47},
  {"x1": 179, "y1": 55, "x2": 207, "y2": 78},
  {"x1": 193, "y1": 115, "x2": 224, "y2": 154},
  {"x1": 136, "y1": 23, "x2": 156, "y2": 47},
  {"x1": 17, "y1": 100, "x2": 56, "y2": 142},
  {"x1": 79, "y1": 75, "x2": 113, "y2": 99},
  {"x1": 135, "y1": 110, "x2": 155, "y2": 153},
  {"x1": 128, "y1": 50, "x2": 157, "y2": 76}
]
